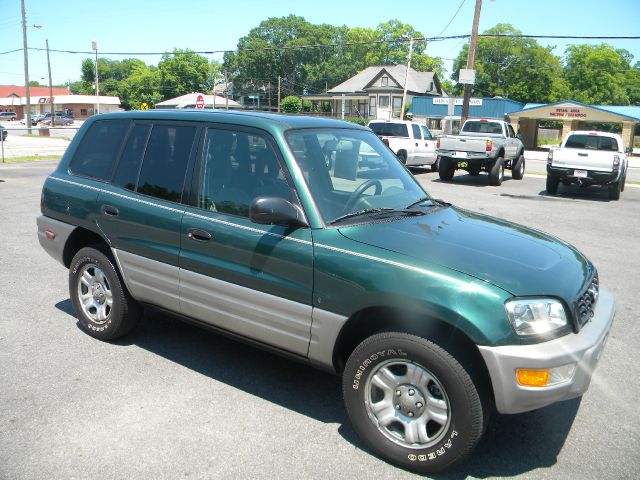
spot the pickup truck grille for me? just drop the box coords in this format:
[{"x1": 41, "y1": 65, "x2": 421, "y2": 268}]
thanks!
[{"x1": 574, "y1": 268, "x2": 599, "y2": 329}]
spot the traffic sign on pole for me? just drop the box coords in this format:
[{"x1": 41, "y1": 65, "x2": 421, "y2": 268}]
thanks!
[{"x1": 195, "y1": 94, "x2": 205, "y2": 109}]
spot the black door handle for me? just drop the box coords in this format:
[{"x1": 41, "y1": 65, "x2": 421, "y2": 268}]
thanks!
[
  {"x1": 187, "y1": 228, "x2": 212, "y2": 242},
  {"x1": 102, "y1": 205, "x2": 119, "y2": 216}
]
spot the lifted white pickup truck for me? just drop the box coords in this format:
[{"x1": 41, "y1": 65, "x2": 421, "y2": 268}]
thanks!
[
  {"x1": 368, "y1": 120, "x2": 437, "y2": 169},
  {"x1": 546, "y1": 131, "x2": 630, "y2": 200}
]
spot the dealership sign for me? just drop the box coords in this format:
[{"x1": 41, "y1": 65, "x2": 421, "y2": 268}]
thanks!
[{"x1": 548, "y1": 107, "x2": 587, "y2": 119}]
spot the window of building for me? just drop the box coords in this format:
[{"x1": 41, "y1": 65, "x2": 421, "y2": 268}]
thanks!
[
  {"x1": 379, "y1": 96, "x2": 389, "y2": 108},
  {"x1": 197, "y1": 129, "x2": 288, "y2": 217},
  {"x1": 392, "y1": 96, "x2": 403, "y2": 118},
  {"x1": 80, "y1": 109, "x2": 88, "y2": 116},
  {"x1": 369, "y1": 97, "x2": 376, "y2": 117},
  {"x1": 112, "y1": 124, "x2": 151, "y2": 190},
  {"x1": 136, "y1": 125, "x2": 196, "y2": 203},
  {"x1": 69, "y1": 119, "x2": 129, "y2": 181},
  {"x1": 381, "y1": 76, "x2": 389, "y2": 87}
]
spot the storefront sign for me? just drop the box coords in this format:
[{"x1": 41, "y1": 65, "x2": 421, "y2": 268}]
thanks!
[
  {"x1": 548, "y1": 107, "x2": 587, "y2": 119},
  {"x1": 433, "y1": 98, "x2": 483, "y2": 106}
]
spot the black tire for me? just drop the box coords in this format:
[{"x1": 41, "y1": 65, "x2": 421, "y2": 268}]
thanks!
[
  {"x1": 620, "y1": 172, "x2": 626, "y2": 192},
  {"x1": 608, "y1": 179, "x2": 621, "y2": 201},
  {"x1": 546, "y1": 175, "x2": 559, "y2": 195},
  {"x1": 512, "y1": 154, "x2": 525, "y2": 180},
  {"x1": 438, "y1": 157, "x2": 455, "y2": 181},
  {"x1": 69, "y1": 246, "x2": 142, "y2": 340},
  {"x1": 467, "y1": 165, "x2": 481, "y2": 176},
  {"x1": 488, "y1": 157, "x2": 504, "y2": 186},
  {"x1": 397, "y1": 151, "x2": 407, "y2": 165},
  {"x1": 343, "y1": 332, "x2": 487, "y2": 474},
  {"x1": 431, "y1": 156, "x2": 440, "y2": 172}
]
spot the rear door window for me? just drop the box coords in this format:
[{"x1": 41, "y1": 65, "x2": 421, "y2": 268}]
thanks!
[
  {"x1": 136, "y1": 125, "x2": 197, "y2": 203},
  {"x1": 112, "y1": 124, "x2": 151, "y2": 190},
  {"x1": 70, "y1": 119, "x2": 129, "y2": 180},
  {"x1": 411, "y1": 124, "x2": 422, "y2": 139}
]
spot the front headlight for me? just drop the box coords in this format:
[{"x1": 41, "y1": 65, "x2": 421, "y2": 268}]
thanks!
[{"x1": 505, "y1": 298, "x2": 568, "y2": 336}]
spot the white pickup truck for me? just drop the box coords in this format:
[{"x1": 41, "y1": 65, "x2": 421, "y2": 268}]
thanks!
[
  {"x1": 436, "y1": 119, "x2": 525, "y2": 186},
  {"x1": 368, "y1": 120, "x2": 437, "y2": 169},
  {"x1": 546, "y1": 130, "x2": 630, "y2": 200}
]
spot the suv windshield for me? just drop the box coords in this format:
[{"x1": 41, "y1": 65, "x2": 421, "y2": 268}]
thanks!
[
  {"x1": 368, "y1": 122, "x2": 409, "y2": 138},
  {"x1": 565, "y1": 134, "x2": 619, "y2": 151},
  {"x1": 285, "y1": 128, "x2": 432, "y2": 224},
  {"x1": 462, "y1": 121, "x2": 503, "y2": 135}
]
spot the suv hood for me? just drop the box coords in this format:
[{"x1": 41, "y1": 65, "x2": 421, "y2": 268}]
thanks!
[{"x1": 338, "y1": 206, "x2": 590, "y2": 300}]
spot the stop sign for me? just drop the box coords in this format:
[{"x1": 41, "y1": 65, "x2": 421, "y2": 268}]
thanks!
[{"x1": 195, "y1": 94, "x2": 204, "y2": 109}]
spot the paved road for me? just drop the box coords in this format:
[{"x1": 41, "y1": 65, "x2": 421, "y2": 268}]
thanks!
[{"x1": 0, "y1": 161, "x2": 638, "y2": 479}]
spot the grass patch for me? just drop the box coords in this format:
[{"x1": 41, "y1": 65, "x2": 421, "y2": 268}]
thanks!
[
  {"x1": 1, "y1": 155, "x2": 61, "y2": 163},
  {"x1": 20, "y1": 134, "x2": 71, "y2": 141}
]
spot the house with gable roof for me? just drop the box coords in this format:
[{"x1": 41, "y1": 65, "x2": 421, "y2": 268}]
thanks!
[{"x1": 303, "y1": 65, "x2": 444, "y2": 119}]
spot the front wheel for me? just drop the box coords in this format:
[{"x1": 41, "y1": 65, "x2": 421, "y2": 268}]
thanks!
[
  {"x1": 512, "y1": 154, "x2": 525, "y2": 180},
  {"x1": 69, "y1": 246, "x2": 142, "y2": 340},
  {"x1": 546, "y1": 175, "x2": 559, "y2": 195},
  {"x1": 343, "y1": 332, "x2": 487, "y2": 474}
]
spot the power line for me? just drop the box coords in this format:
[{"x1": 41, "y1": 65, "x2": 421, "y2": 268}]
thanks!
[{"x1": 434, "y1": 0, "x2": 466, "y2": 39}]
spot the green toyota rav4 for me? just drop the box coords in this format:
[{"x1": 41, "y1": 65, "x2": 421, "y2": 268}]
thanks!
[{"x1": 38, "y1": 111, "x2": 614, "y2": 473}]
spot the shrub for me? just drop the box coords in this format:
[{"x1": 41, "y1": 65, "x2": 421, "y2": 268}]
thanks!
[
  {"x1": 281, "y1": 96, "x2": 302, "y2": 113},
  {"x1": 344, "y1": 117, "x2": 368, "y2": 126}
]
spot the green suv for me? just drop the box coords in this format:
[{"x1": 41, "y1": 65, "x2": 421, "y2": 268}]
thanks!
[{"x1": 37, "y1": 110, "x2": 614, "y2": 473}]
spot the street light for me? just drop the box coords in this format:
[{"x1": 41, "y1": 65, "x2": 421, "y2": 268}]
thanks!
[
  {"x1": 20, "y1": 0, "x2": 33, "y2": 133},
  {"x1": 91, "y1": 41, "x2": 99, "y2": 115},
  {"x1": 400, "y1": 35, "x2": 414, "y2": 121}
]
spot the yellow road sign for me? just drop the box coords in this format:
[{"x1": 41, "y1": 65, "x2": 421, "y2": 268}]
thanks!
[{"x1": 140, "y1": 102, "x2": 149, "y2": 110}]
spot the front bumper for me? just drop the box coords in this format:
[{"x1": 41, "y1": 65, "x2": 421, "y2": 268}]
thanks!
[{"x1": 479, "y1": 287, "x2": 615, "y2": 414}]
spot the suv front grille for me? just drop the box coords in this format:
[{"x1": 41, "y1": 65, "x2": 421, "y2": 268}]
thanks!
[{"x1": 574, "y1": 270, "x2": 599, "y2": 329}]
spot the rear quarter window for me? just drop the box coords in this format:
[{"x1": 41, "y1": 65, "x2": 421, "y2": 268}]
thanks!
[{"x1": 70, "y1": 119, "x2": 129, "y2": 180}]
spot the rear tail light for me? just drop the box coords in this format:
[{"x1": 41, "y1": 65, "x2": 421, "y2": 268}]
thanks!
[
  {"x1": 436, "y1": 138, "x2": 440, "y2": 149},
  {"x1": 613, "y1": 155, "x2": 620, "y2": 172},
  {"x1": 382, "y1": 138, "x2": 389, "y2": 147},
  {"x1": 485, "y1": 139, "x2": 492, "y2": 152},
  {"x1": 547, "y1": 150, "x2": 553, "y2": 165}
]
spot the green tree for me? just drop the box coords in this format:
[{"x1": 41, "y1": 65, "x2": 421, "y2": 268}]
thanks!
[
  {"x1": 451, "y1": 23, "x2": 567, "y2": 103},
  {"x1": 280, "y1": 95, "x2": 302, "y2": 113},
  {"x1": 118, "y1": 65, "x2": 162, "y2": 110},
  {"x1": 158, "y1": 49, "x2": 214, "y2": 100},
  {"x1": 563, "y1": 44, "x2": 633, "y2": 105}
]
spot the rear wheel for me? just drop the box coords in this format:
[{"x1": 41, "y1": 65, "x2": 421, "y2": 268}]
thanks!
[
  {"x1": 488, "y1": 157, "x2": 504, "y2": 186},
  {"x1": 397, "y1": 151, "x2": 407, "y2": 165},
  {"x1": 609, "y1": 179, "x2": 622, "y2": 200},
  {"x1": 620, "y1": 172, "x2": 626, "y2": 192},
  {"x1": 69, "y1": 246, "x2": 142, "y2": 340},
  {"x1": 512, "y1": 154, "x2": 525, "y2": 180},
  {"x1": 431, "y1": 156, "x2": 440, "y2": 172},
  {"x1": 546, "y1": 175, "x2": 559, "y2": 195},
  {"x1": 438, "y1": 157, "x2": 455, "y2": 181},
  {"x1": 343, "y1": 332, "x2": 487, "y2": 474}
]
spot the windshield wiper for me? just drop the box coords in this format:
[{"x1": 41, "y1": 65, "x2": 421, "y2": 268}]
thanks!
[
  {"x1": 330, "y1": 207, "x2": 424, "y2": 225},
  {"x1": 405, "y1": 197, "x2": 451, "y2": 209}
]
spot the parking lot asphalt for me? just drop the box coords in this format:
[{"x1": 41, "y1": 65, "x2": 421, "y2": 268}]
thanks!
[{"x1": 1, "y1": 161, "x2": 639, "y2": 479}]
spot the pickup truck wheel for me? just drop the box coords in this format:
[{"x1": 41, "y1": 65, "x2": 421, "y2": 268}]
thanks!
[
  {"x1": 431, "y1": 156, "x2": 440, "y2": 172},
  {"x1": 438, "y1": 157, "x2": 455, "y2": 181},
  {"x1": 546, "y1": 175, "x2": 559, "y2": 195},
  {"x1": 608, "y1": 180, "x2": 622, "y2": 200},
  {"x1": 397, "y1": 151, "x2": 407, "y2": 165},
  {"x1": 343, "y1": 332, "x2": 486, "y2": 474},
  {"x1": 69, "y1": 247, "x2": 142, "y2": 340},
  {"x1": 512, "y1": 154, "x2": 525, "y2": 180},
  {"x1": 488, "y1": 157, "x2": 504, "y2": 186},
  {"x1": 620, "y1": 172, "x2": 626, "y2": 192}
]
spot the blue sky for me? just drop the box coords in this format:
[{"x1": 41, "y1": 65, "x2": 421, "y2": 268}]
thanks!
[{"x1": 0, "y1": 0, "x2": 639, "y2": 87}]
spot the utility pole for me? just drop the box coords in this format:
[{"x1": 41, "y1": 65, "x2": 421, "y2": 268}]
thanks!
[
  {"x1": 212, "y1": 74, "x2": 217, "y2": 109},
  {"x1": 224, "y1": 70, "x2": 229, "y2": 110},
  {"x1": 277, "y1": 76, "x2": 281, "y2": 113},
  {"x1": 91, "y1": 41, "x2": 99, "y2": 115},
  {"x1": 400, "y1": 36, "x2": 414, "y2": 120},
  {"x1": 21, "y1": 0, "x2": 32, "y2": 134},
  {"x1": 460, "y1": 0, "x2": 482, "y2": 125},
  {"x1": 46, "y1": 39, "x2": 55, "y2": 126},
  {"x1": 268, "y1": 81, "x2": 271, "y2": 112}
]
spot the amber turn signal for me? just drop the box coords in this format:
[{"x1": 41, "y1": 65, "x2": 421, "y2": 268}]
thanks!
[{"x1": 516, "y1": 369, "x2": 549, "y2": 387}]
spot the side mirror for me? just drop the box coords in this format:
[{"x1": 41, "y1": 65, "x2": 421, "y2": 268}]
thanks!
[
  {"x1": 249, "y1": 196, "x2": 308, "y2": 228},
  {"x1": 625, "y1": 146, "x2": 633, "y2": 154},
  {"x1": 516, "y1": 132, "x2": 522, "y2": 140}
]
